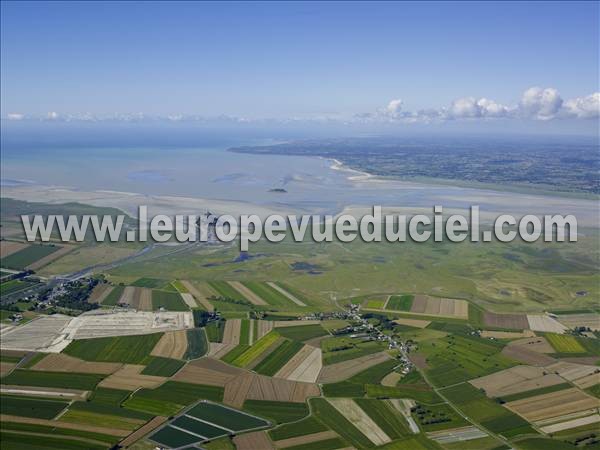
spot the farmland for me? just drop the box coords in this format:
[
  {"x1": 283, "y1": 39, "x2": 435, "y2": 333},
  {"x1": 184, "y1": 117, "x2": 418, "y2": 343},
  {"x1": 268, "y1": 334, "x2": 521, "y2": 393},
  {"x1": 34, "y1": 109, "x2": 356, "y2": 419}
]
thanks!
[
  {"x1": 545, "y1": 333, "x2": 586, "y2": 353},
  {"x1": 151, "y1": 289, "x2": 188, "y2": 311},
  {"x1": 1, "y1": 244, "x2": 61, "y2": 270},
  {"x1": 321, "y1": 336, "x2": 388, "y2": 365},
  {"x1": 1, "y1": 369, "x2": 104, "y2": 390},
  {"x1": 418, "y1": 333, "x2": 515, "y2": 387},
  {"x1": 276, "y1": 324, "x2": 328, "y2": 341},
  {"x1": 0, "y1": 395, "x2": 69, "y2": 419},
  {"x1": 63, "y1": 333, "x2": 163, "y2": 364},
  {"x1": 1, "y1": 205, "x2": 598, "y2": 449},
  {"x1": 243, "y1": 399, "x2": 308, "y2": 423},
  {"x1": 387, "y1": 294, "x2": 414, "y2": 311},
  {"x1": 184, "y1": 328, "x2": 208, "y2": 359},
  {"x1": 141, "y1": 356, "x2": 184, "y2": 376},
  {"x1": 253, "y1": 340, "x2": 304, "y2": 376},
  {"x1": 101, "y1": 285, "x2": 125, "y2": 306},
  {"x1": 150, "y1": 401, "x2": 269, "y2": 448}
]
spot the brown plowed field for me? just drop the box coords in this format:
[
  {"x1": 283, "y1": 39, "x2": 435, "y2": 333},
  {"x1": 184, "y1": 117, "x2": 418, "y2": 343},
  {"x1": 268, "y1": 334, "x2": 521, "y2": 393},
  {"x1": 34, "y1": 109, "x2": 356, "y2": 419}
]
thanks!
[
  {"x1": 88, "y1": 284, "x2": 113, "y2": 304},
  {"x1": 180, "y1": 280, "x2": 214, "y2": 311},
  {"x1": 509, "y1": 337, "x2": 555, "y2": 353},
  {"x1": 210, "y1": 343, "x2": 237, "y2": 360},
  {"x1": 501, "y1": 345, "x2": 556, "y2": 367},
  {"x1": 393, "y1": 318, "x2": 430, "y2": 328},
  {"x1": 255, "y1": 320, "x2": 274, "y2": 340},
  {"x1": 151, "y1": 330, "x2": 188, "y2": 359},
  {"x1": 469, "y1": 365, "x2": 564, "y2": 398},
  {"x1": 275, "y1": 431, "x2": 338, "y2": 448},
  {"x1": 285, "y1": 347, "x2": 322, "y2": 383},
  {"x1": 233, "y1": 431, "x2": 275, "y2": 450},
  {"x1": 246, "y1": 375, "x2": 320, "y2": 402},
  {"x1": 0, "y1": 362, "x2": 16, "y2": 376},
  {"x1": 483, "y1": 312, "x2": 529, "y2": 330},
  {"x1": 222, "y1": 319, "x2": 242, "y2": 344},
  {"x1": 27, "y1": 245, "x2": 75, "y2": 270},
  {"x1": 318, "y1": 351, "x2": 391, "y2": 383},
  {"x1": 480, "y1": 330, "x2": 535, "y2": 339},
  {"x1": 0, "y1": 241, "x2": 28, "y2": 258},
  {"x1": 118, "y1": 286, "x2": 136, "y2": 305},
  {"x1": 172, "y1": 357, "x2": 243, "y2": 386},
  {"x1": 31, "y1": 353, "x2": 122, "y2": 375},
  {"x1": 98, "y1": 364, "x2": 167, "y2": 390},
  {"x1": 119, "y1": 416, "x2": 167, "y2": 447},
  {"x1": 505, "y1": 387, "x2": 600, "y2": 422},
  {"x1": 224, "y1": 372, "x2": 255, "y2": 408},
  {"x1": 229, "y1": 281, "x2": 267, "y2": 305},
  {"x1": 132, "y1": 287, "x2": 153, "y2": 311},
  {"x1": 274, "y1": 345, "x2": 315, "y2": 379}
]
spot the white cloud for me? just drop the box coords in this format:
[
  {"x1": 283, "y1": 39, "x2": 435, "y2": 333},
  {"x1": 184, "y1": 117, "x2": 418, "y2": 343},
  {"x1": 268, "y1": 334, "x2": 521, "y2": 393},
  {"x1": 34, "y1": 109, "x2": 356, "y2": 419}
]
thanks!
[
  {"x1": 46, "y1": 111, "x2": 59, "y2": 120},
  {"x1": 563, "y1": 92, "x2": 600, "y2": 119},
  {"x1": 6, "y1": 113, "x2": 24, "y2": 120},
  {"x1": 385, "y1": 99, "x2": 404, "y2": 117},
  {"x1": 519, "y1": 87, "x2": 563, "y2": 120}
]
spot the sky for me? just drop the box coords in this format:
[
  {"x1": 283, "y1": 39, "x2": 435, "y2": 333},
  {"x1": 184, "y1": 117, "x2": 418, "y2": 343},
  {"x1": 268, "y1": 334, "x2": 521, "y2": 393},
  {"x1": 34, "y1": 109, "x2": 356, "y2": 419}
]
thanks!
[{"x1": 1, "y1": 1, "x2": 598, "y2": 134}]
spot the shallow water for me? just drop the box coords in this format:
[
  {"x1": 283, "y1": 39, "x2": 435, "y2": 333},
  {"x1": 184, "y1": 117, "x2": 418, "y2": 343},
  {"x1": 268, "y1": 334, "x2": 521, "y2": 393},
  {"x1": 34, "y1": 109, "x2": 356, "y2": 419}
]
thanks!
[{"x1": 2, "y1": 145, "x2": 598, "y2": 225}]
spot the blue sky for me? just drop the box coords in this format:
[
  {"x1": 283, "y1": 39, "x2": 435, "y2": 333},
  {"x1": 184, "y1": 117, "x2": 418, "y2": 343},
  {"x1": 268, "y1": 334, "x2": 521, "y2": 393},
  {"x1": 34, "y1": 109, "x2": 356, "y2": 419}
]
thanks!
[{"x1": 1, "y1": 1, "x2": 598, "y2": 132}]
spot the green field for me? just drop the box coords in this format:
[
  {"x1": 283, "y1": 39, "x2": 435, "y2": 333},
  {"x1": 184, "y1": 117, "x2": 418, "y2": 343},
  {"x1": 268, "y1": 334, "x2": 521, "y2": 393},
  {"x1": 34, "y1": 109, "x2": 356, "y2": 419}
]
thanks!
[
  {"x1": 386, "y1": 294, "x2": 414, "y2": 311},
  {"x1": 101, "y1": 285, "x2": 124, "y2": 306},
  {"x1": 141, "y1": 356, "x2": 185, "y2": 376},
  {"x1": 63, "y1": 333, "x2": 162, "y2": 363},
  {"x1": 0, "y1": 395, "x2": 68, "y2": 419},
  {"x1": 205, "y1": 319, "x2": 226, "y2": 342},
  {"x1": 253, "y1": 339, "x2": 304, "y2": 376},
  {"x1": 268, "y1": 416, "x2": 328, "y2": 441},
  {"x1": 0, "y1": 280, "x2": 36, "y2": 297},
  {"x1": 276, "y1": 324, "x2": 329, "y2": 341},
  {"x1": 239, "y1": 318, "x2": 251, "y2": 344},
  {"x1": 152, "y1": 289, "x2": 188, "y2": 311},
  {"x1": 441, "y1": 383, "x2": 534, "y2": 437},
  {"x1": 171, "y1": 280, "x2": 188, "y2": 292},
  {"x1": 0, "y1": 430, "x2": 108, "y2": 450},
  {"x1": 323, "y1": 359, "x2": 398, "y2": 397},
  {"x1": 59, "y1": 408, "x2": 141, "y2": 430},
  {"x1": 132, "y1": 277, "x2": 168, "y2": 288},
  {"x1": 419, "y1": 334, "x2": 515, "y2": 387},
  {"x1": 243, "y1": 399, "x2": 309, "y2": 424},
  {"x1": 410, "y1": 402, "x2": 469, "y2": 432},
  {"x1": 366, "y1": 299, "x2": 386, "y2": 309},
  {"x1": 208, "y1": 281, "x2": 247, "y2": 301},
  {"x1": 184, "y1": 328, "x2": 208, "y2": 359},
  {"x1": 1, "y1": 245, "x2": 60, "y2": 270},
  {"x1": 221, "y1": 344, "x2": 252, "y2": 364},
  {"x1": 354, "y1": 399, "x2": 410, "y2": 439},
  {"x1": 310, "y1": 398, "x2": 374, "y2": 449},
  {"x1": 242, "y1": 281, "x2": 294, "y2": 307},
  {"x1": 1, "y1": 370, "x2": 104, "y2": 390},
  {"x1": 0, "y1": 421, "x2": 118, "y2": 446},
  {"x1": 321, "y1": 336, "x2": 387, "y2": 365},
  {"x1": 229, "y1": 331, "x2": 280, "y2": 367},
  {"x1": 124, "y1": 381, "x2": 224, "y2": 416},
  {"x1": 67, "y1": 400, "x2": 152, "y2": 420},
  {"x1": 545, "y1": 333, "x2": 586, "y2": 353},
  {"x1": 88, "y1": 387, "x2": 130, "y2": 405}
]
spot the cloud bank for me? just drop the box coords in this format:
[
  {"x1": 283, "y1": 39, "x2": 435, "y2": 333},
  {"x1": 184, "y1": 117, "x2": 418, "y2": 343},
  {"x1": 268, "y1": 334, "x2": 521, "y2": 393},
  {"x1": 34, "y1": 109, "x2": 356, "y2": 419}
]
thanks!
[
  {"x1": 368, "y1": 87, "x2": 599, "y2": 123},
  {"x1": 3, "y1": 87, "x2": 598, "y2": 125}
]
